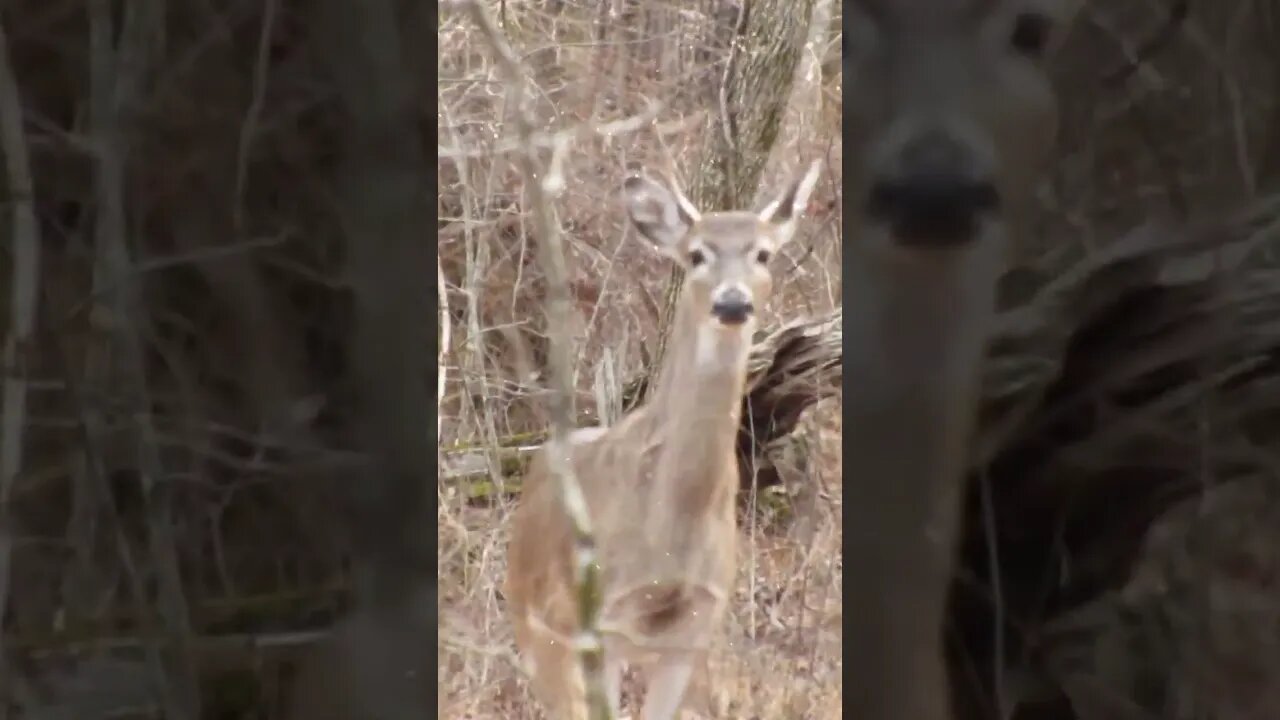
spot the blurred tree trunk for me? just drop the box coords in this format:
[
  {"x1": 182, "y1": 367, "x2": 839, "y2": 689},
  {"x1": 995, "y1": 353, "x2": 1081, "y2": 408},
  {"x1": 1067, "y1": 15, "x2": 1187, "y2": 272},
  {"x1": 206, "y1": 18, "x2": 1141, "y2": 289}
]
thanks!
[
  {"x1": 288, "y1": 0, "x2": 434, "y2": 718},
  {"x1": 180, "y1": 2, "x2": 311, "y2": 448},
  {"x1": 0, "y1": 17, "x2": 41, "y2": 719},
  {"x1": 642, "y1": 0, "x2": 817, "y2": 402}
]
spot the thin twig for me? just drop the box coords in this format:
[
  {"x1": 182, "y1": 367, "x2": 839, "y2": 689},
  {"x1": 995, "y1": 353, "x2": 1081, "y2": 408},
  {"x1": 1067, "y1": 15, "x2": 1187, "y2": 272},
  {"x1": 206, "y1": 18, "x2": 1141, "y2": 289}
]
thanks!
[
  {"x1": 460, "y1": 2, "x2": 613, "y2": 717},
  {"x1": 978, "y1": 467, "x2": 1008, "y2": 720},
  {"x1": 439, "y1": 256, "x2": 452, "y2": 444},
  {"x1": 86, "y1": 0, "x2": 200, "y2": 715},
  {"x1": 232, "y1": 0, "x2": 278, "y2": 231},
  {"x1": 61, "y1": 235, "x2": 285, "y2": 324},
  {"x1": 437, "y1": 99, "x2": 665, "y2": 160},
  {"x1": 1098, "y1": 0, "x2": 1190, "y2": 87}
]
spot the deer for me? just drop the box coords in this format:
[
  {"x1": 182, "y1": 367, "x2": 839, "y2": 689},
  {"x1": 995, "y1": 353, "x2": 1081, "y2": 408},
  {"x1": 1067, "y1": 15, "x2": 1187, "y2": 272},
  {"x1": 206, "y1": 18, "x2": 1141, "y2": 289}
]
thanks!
[
  {"x1": 843, "y1": 1, "x2": 1083, "y2": 719},
  {"x1": 504, "y1": 161, "x2": 822, "y2": 720}
]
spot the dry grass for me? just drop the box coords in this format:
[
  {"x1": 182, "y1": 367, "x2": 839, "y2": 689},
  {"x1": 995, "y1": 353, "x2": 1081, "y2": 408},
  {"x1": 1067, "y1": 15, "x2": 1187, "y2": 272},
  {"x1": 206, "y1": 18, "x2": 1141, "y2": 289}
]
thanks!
[{"x1": 437, "y1": 1, "x2": 842, "y2": 717}]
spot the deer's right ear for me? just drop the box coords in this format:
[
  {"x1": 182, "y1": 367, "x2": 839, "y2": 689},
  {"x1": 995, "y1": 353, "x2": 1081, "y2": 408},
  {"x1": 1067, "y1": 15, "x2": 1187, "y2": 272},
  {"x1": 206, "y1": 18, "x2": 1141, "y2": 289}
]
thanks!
[
  {"x1": 758, "y1": 161, "x2": 821, "y2": 246},
  {"x1": 622, "y1": 175, "x2": 698, "y2": 255}
]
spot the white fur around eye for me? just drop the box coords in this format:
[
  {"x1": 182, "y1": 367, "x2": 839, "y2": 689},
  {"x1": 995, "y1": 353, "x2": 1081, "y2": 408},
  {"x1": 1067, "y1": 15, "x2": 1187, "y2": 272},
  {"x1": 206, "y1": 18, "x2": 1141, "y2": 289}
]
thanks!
[{"x1": 688, "y1": 262, "x2": 714, "y2": 280}]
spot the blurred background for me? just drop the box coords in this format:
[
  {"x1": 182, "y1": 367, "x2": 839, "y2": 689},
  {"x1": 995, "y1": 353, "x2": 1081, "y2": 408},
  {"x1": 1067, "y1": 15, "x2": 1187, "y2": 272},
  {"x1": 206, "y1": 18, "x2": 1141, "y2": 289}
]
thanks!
[{"x1": 1, "y1": 0, "x2": 434, "y2": 717}]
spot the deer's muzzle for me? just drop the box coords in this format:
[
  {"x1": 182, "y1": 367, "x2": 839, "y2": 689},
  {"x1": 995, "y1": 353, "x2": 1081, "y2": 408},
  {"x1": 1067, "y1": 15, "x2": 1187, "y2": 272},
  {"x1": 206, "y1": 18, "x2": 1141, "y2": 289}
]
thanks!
[
  {"x1": 710, "y1": 287, "x2": 754, "y2": 326},
  {"x1": 866, "y1": 129, "x2": 1001, "y2": 247}
]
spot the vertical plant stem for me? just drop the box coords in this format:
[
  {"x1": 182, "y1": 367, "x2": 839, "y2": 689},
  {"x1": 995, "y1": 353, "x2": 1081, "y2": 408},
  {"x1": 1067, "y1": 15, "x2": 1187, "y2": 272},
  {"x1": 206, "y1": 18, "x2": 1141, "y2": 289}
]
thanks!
[
  {"x1": 86, "y1": 0, "x2": 200, "y2": 716},
  {"x1": 461, "y1": 3, "x2": 612, "y2": 717},
  {"x1": 439, "y1": 256, "x2": 452, "y2": 445}
]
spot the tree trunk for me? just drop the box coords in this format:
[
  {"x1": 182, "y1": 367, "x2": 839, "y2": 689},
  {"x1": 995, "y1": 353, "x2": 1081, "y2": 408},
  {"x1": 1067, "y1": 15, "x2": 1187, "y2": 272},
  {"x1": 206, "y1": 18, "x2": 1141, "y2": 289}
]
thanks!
[
  {"x1": 0, "y1": 17, "x2": 43, "y2": 719},
  {"x1": 288, "y1": 1, "x2": 434, "y2": 718}
]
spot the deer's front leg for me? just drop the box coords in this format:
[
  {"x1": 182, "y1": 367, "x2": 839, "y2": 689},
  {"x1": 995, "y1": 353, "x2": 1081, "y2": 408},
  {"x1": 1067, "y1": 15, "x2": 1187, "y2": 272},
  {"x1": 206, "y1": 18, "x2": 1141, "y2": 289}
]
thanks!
[{"x1": 639, "y1": 651, "x2": 696, "y2": 720}]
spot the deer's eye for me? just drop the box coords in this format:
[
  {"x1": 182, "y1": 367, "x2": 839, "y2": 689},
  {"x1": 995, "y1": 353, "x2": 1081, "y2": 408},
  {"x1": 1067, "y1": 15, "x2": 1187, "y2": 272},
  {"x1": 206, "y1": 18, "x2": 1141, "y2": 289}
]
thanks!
[
  {"x1": 1010, "y1": 12, "x2": 1052, "y2": 57},
  {"x1": 755, "y1": 249, "x2": 772, "y2": 264},
  {"x1": 688, "y1": 249, "x2": 707, "y2": 267}
]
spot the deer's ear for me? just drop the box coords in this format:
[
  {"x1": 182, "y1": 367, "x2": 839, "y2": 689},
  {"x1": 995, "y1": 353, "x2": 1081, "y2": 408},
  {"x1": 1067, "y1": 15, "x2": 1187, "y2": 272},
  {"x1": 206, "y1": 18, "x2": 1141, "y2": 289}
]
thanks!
[
  {"x1": 622, "y1": 174, "x2": 698, "y2": 254},
  {"x1": 758, "y1": 161, "x2": 821, "y2": 245}
]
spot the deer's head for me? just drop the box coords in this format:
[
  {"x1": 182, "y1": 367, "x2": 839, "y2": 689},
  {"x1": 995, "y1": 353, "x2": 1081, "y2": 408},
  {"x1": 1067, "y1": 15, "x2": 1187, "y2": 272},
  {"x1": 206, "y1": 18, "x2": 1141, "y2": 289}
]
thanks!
[
  {"x1": 622, "y1": 164, "x2": 821, "y2": 336},
  {"x1": 847, "y1": 0, "x2": 1081, "y2": 257}
]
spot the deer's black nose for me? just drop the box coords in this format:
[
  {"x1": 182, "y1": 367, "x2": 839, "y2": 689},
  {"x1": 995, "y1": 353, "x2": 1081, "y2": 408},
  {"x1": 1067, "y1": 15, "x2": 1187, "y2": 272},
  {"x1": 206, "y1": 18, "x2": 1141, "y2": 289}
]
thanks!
[
  {"x1": 866, "y1": 132, "x2": 1000, "y2": 247},
  {"x1": 711, "y1": 288, "x2": 754, "y2": 325}
]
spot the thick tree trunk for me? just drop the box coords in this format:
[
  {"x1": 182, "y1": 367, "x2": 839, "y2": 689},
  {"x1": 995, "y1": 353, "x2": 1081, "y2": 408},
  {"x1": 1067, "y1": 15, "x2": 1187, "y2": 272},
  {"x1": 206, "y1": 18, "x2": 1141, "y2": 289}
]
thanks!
[{"x1": 288, "y1": 1, "x2": 434, "y2": 718}]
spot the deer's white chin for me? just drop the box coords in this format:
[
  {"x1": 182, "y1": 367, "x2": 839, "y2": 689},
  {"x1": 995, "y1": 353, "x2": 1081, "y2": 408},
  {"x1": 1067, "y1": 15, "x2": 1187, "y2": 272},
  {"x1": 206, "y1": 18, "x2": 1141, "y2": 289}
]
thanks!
[{"x1": 695, "y1": 320, "x2": 753, "y2": 371}]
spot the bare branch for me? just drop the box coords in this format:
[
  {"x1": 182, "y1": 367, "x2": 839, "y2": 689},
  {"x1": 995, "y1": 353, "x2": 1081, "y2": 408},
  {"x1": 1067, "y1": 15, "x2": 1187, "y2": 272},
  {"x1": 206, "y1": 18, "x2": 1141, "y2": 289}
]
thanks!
[
  {"x1": 84, "y1": 0, "x2": 201, "y2": 715},
  {"x1": 439, "y1": 256, "x2": 452, "y2": 445},
  {"x1": 437, "y1": 99, "x2": 665, "y2": 160},
  {"x1": 460, "y1": 2, "x2": 613, "y2": 717}
]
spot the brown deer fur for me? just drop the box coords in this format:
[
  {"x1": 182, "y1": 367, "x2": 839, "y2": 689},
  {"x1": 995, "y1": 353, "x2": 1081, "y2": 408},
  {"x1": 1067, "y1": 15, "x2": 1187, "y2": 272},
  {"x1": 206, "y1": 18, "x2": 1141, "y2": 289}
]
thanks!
[
  {"x1": 843, "y1": 1, "x2": 1084, "y2": 719},
  {"x1": 505, "y1": 163, "x2": 821, "y2": 720}
]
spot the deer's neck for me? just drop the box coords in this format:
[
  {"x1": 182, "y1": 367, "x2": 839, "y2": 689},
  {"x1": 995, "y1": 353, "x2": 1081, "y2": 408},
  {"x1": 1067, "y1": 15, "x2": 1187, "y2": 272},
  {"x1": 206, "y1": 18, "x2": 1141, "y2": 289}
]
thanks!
[
  {"x1": 644, "y1": 296, "x2": 750, "y2": 518},
  {"x1": 843, "y1": 244, "x2": 1001, "y2": 667}
]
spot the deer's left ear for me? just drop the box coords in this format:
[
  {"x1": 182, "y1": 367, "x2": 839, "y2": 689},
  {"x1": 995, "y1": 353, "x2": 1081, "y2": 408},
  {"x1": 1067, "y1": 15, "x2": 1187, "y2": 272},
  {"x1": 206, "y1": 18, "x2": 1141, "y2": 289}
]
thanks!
[{"x1": 758, "y1": 161, "x2": 821, "y2": 246}]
